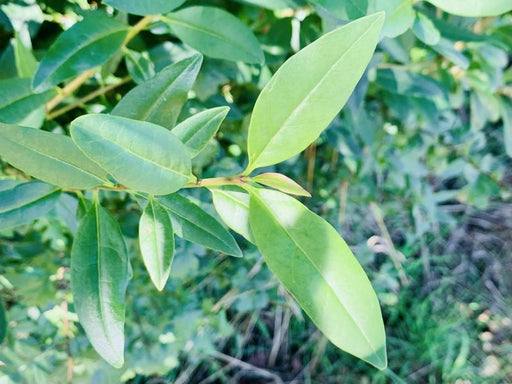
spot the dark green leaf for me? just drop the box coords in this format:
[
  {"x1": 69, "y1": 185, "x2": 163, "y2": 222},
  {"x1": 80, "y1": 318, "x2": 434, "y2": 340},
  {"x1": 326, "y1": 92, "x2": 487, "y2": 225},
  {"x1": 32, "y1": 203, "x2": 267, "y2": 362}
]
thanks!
[
  {"x1": 376, "y1": 68, "x2": 445, "y2": 98},
  {"x1": 105, "y1": 0, "x2": 186, "y2": 16},
  {"x1": 0, "y1": 299, "x2": 6, "y2": 344}
]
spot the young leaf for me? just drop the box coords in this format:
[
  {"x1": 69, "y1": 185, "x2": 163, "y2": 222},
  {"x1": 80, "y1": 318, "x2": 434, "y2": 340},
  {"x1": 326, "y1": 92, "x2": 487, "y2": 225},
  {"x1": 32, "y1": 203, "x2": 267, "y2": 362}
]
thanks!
[
  {"x1": 13, "y1": 33, "x2": 38, "y2": 77},
  {"x1": 124, "y1": 49, "x2": 156, "y2": 84},
  {"x1": 0, "y1": 182, "x2": 60, "y2": 230},
  {"x1": 0, "y1": 78, "x2": 55, "y2": 128},
  {"x1": 71, "y1": 199, "x2": 129, "y2": 368},
  {"x1": 426, "y1": 0, "x2": 512, "y2": 17},
  {"x1": 112, "y1": 54, "x2": 202, "y2": 129},
  {"x1": 105, "y1": 0, "x2": 186, "y2": 16},
  {"x1": 210, "y1": 188, "x2": 254, "y2": 243},
  {"x1": 164, "y1": 6, "x2": 264, "y2": 64},
  {"x1": 0, "y1": 123, "x2": 109, "y2": 189},
  {"x1": 139, "y1": 197, "x2": 175, "y2": 291},
  {"x1": 156, "y1": 193, "x2": 242, "y2": 257},
  {"x1": 70, "y1": 114, "x2": 194, "y2": 195},
  {"x1": 0, "y1": 299, "x2": 6, "y2": 344},
  {"x1": 33, "y1": 12, "x2": 129, "y2": 92},
  {"x1": 252, "y1": 173, "x2": 310, "y2": 197},
  {"x1": 249, "y1": 188, "x2": 387, "y2": 369},
  {"x1": 244, "y1": 13, "x2": 384, "y2": 174},
  {"x1": 172, "y1": 106, "x2": 230, "y2": 157}
]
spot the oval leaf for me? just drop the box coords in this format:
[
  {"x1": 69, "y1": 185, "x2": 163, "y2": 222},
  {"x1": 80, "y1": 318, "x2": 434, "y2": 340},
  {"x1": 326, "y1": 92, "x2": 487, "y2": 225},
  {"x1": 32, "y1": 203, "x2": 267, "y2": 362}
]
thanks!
[
  {"x1": 112, "y1": 54, "x2": 202, "y2": 129},
  {"x1": 249, "y1": 188, "x2": 387, "y2": 369},
  {"x1": 70, "y1": 114, "x2": 194, "y2": 195},
  {"x1": 172, "y1": 106, "x2": 229, "y2": 157},
  {"x1": 156, "y1": 193, "x2": 242, "y2": 257},
  {"x1": 139, "y1": 197, "x2": 175, "y2": 291},
  {"x1": 105, "y1": 0, "x2": 186, "y2": 15},
  {"x1": 245, "y1": 13, "x2": 384, "y2": 174},
  {"x1": 165, "y1": 6, "x2": 264, "y2": 64},
  {"x1": 33, "y1": 12, "x2": 129, "y2": 92},
  {"x1": 0, "y1": 181, "x2": 60, "y2": 230},
  {"x1": 426, "y1": 0, "x2": 512, "y2": 17},
  {"x1": 252, "y1": 173, "x2": 310, "y2": 197},
  {"x1": 0, "y1": 123, "x2": 109, "y2": 189},
  {"x1": 71, "y1": 199, "x2": 129, "y2": 368}
]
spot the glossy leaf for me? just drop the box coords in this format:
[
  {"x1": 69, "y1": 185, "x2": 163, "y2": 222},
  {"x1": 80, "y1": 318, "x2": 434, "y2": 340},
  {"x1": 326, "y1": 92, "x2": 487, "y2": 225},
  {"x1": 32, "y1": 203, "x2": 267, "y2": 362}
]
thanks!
[
  {"x1": 0, "y1": 78, "x2": 55, "y2": 128},
  {"x1": 33, "y1": 12, "x2": 129, "y2": 92},
  {"x1": 0, "y1": 181, "x2": 60, "y2": 230},
  {"x1": 139, "y1": 197, "x2": 175, "y2": 291},
  {"x1": 70, "y1": 114, "x2": 194, "y2": 195},
  {"x1": 172, "y1": 106, "x2": 229, "y2": 157},
  {"x1": 0, "y1": 123, "x2": 109, "y2": 189},
  {"x1": 412, "y1": 13, "x2": 441, "y2": 46},
  {"x1": 210, "y1": 188, "x2": 254, "y2": 243},
  {"x1": 249, "y1": 188, "x2": 387, "y2": 369},
  {"x1": 426, "y1": 0, "x2": 512, "y2": 17},
  {"x1": 253, "y1": 173, "x2": 310, "y2": 197},
  {"x1": 157, "y1": 193, "x2": 242, "y2": 257},
  {"x1": 71, "y1": 199, "x2": 129, "y2": 368},
  {"x1": 165, "y1": 6, "x2": 264, "y2": 64},
  {"x1": 105, "y1": 0, "x2": 186, "y2": 15},
  {"x1": 245, "y1": 13, "x2": 384, "y2": 174},
  {"x1": 0, "y1": 299, "x2": 5, "y2": 344},
  {"x1": 112, "y1": 55, "x2": 202, "y2": 129}
]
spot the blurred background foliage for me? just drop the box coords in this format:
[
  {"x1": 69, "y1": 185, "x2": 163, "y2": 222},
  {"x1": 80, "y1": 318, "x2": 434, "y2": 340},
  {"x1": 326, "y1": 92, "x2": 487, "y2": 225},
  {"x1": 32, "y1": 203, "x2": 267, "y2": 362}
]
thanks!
[{"x1": 0, "y1": 0, "x2": 511, "y2": 383}]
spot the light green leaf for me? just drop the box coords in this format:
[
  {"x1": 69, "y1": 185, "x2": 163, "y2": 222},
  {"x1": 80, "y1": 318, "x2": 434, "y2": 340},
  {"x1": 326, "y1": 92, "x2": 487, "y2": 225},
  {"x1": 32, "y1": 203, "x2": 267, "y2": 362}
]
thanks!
[
  {"x1": 124, "y1": 49, "x2": 155, "y2": 84},
  {"x1": 112, "y1": 54, "x2": 202, "y2": 129},
  {"x1": 412, "y1": 13, "x2": 440, "y2": 45},
  {"x1": 172, "y1": 106, "x2": 229, "y2": 157},
  {"x1": 500, "y1": 98, "x2": 512, "y2": 158},
  {"x1": 71, "y1": 199, "x2": 129, "y2": 368},
  {"x1": 245, "y1": 13, "x2": 384, "y2": 174},
  {"x1": 33, "y1": 12, "x2": 129, "y2": 92},
  {"x1": 426, "y1": 0, "x2": 512, "y2": 17},
  {"x1": 369, "y1": 0, "x2": 414, "y2": 39},
  {"x1": 0, "y1": 123, "x2": 109, "y2": 189},
  {"x1": 13, "y1": 33, "x2": 38, "y2": 77},
  {"x1": 0, "y1": 181, "x2": 60, "y2": 230},
  {"x1": 164, "y1": 6, "x2": 264, "y2": 64},
  {"x1": 139, "y1": 197, "x2": 175, "y2": 291},
  {"x1": 0, "y1": 299, "x2": 7, "y2": 344},
  {"x1": 253, "y1": 173, "x2": 310, "y2": 197},
  {"x1": 105, "y1": 0, "x2": 186, "y2": 15},
  {"x1": 210, "y1": 188, "x2": 254, "y2": 243},
  {"x1": 249, "y1": 188, "x2": 387, "y2": 369},
  {"x1": 309, "y1": 0, "x2": 368, "y2": 19},
  {"x1": 70, "y1": 114, "x2": 194, "y2": 195},
  {"x1": 0, "y1": 78, "x2": 55, "y2": 128},
  {"x1": 157, "y1": 193, "x2": 242, "y2": 257}
]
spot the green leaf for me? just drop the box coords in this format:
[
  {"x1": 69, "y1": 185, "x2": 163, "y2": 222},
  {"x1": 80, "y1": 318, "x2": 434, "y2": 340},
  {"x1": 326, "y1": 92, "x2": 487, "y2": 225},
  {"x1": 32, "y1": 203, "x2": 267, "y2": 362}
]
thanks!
[
  {"x1": 71, "y1": 199, "x2": 129, "y2": 368},
  {"x1": 0, "y1": 299, "x2": 7, "y2": 344},
  {"x1": 0, "y1": 181, "x2": 60, "y2": 230},
  {"x1": 112, "y1": 54, "x2": 202, "y2": 129},
  {"x1": 156, "y1": 193, "x2": 242, "y2": 257},
  {"x1": 139, "y1": 197, "x2": 175, "y2": 291},
  {"x1": 210, "y1": 188, "x2": 254, "y2": 243},
  {"x1": 426, "y1": 0, "x2": 512, "y2": 17},
  {"x1": 33, "y1": 12, "x2": 129, "y2": 92},
  {"x1": 253, "y1": 173, "x2": 311, "y2": 197},
  {"x1": 0, "y1": 78, "x2": 55, "y2": 128},
  {"x1": 172, "y1": 106, "x2": 229, "y2": 157},
  {"x1": 164, "y1": 6, "x2": 264, "y2": 64},
  {"x1": 105, "y1": 0, "x2": 186, "y2": 15},
  {"x1": 70, "y1": 114, "x2": 194, "y2": 195},
  {"x1": 249, "y1": 188, "x2": 387, "y2": 369},
  {"x1": 13, "y1": 33, "x2": 38, "y2": 77},
  {"x1": 500, "y1": 98, "x2": 512, "y2": 158},
  {"x1": 0, "y1": 123, "x2": 109, "y2": 189},
  {"x1": 376, "y1": 68, "x2": 445, "y2": 98},
  {"x1": 124, "y1": 49, "x2": 155, "y2": 84},
  {"x1": 370, "y1": 0, "x2": 414, "y2": 39},
  {"x1": 309, "y1": 0, "x2": 368, "y2": 19},
  {"x1": 412, "y1": 13, "x2": 440, "y2": 46},
  {"x1": 245, "y1": 13, "x2": 384, "y2": 174}
]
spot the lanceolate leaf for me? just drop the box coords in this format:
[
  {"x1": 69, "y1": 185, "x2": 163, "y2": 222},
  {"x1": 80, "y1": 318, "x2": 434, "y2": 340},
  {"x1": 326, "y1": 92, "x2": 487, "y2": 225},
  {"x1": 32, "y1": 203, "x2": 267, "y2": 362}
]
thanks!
[
  {"x1": 71, "y1": 199, "x2": 129, "y2": 368},
  {"x1": 0, "y1": 182, "x2": 60, "y2": 230},
  {"x1": 124, "y1": 49, "x2": 155, "y2": 84},
  {"x1": 156, "y1": 193, "x2": 242, "y2": 257},
  {"x1": 244, "y1": 13, "x2": 384, "y2": 174},
  {"x1": 426, "y1": 0, "x2": 512, "y2": 17},
  {"x1": 249, "y1": 188, "x2": 387, "y2": 369},
  {"x1": 164, "y1": 7, "x2": 264, "y2": 64},
  {"x1": 0, "y1": 299, "x2": 7, "y2": 344},
  {"x1": 210, "y1": 188, "x2": 254, "y2": 243},
  {"x1": 112, "y1": 55, "x2": 202, "y2": 129},
  {"x1": 33, "y1": 12, "x2": 129, "y2": 92},
  {"x1": 105, "y1": 0, "x2": 186, "y2": 16},
  {"x1": 0, "y1": 123, "x2": 109, "y2": 189},
  {"x1": 0, "y1": 78, "x2": 55, "y2": 128},
  {"x1": 13, "y1": 33, "x2": 38, "y2": 77},
  {"x1": 70, "y1": 114, "x2": 194, "y2": 195},
  {"x1": 252, "y1": 173, "x2": 310, "y2": 197},
  {"x1": 139, "y1": 197, "x2": 175, "y2": 291},
  {"x1": 172, "y1": 106, "x2": 229, "y2": 157}
]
